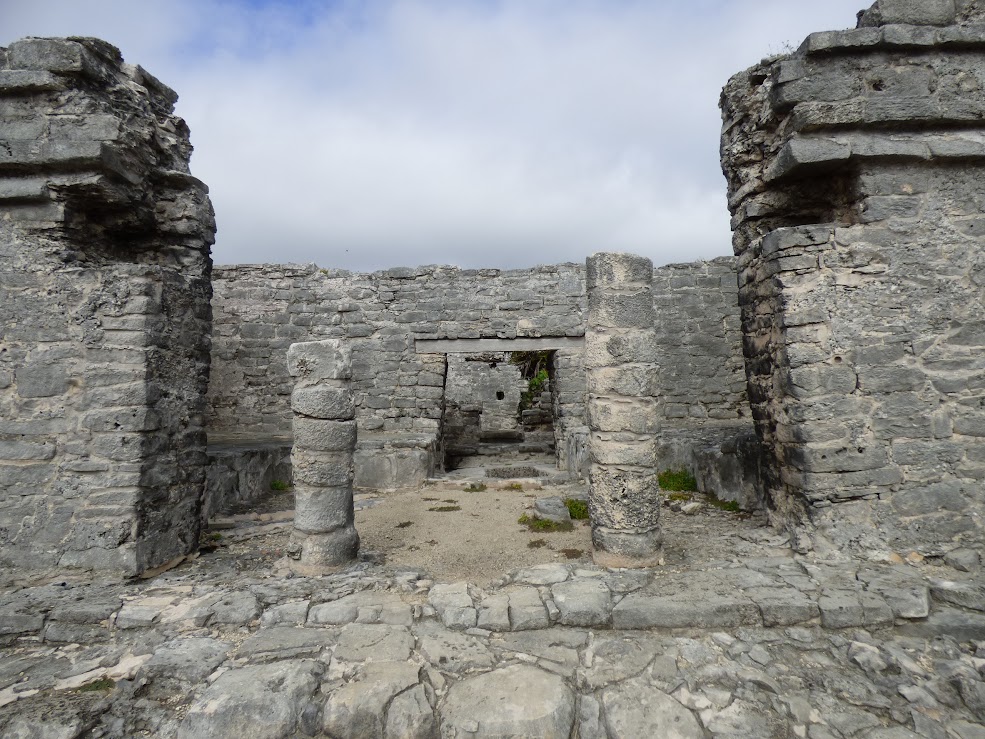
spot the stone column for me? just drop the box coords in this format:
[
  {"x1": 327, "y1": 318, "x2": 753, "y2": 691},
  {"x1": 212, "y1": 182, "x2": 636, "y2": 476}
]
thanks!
[
  {"x1": 585, "y1": 252, "x2": 662, "y2": 568},
  {"x1": 287, "y1": 340, "x2": 359, "y2": 575}
]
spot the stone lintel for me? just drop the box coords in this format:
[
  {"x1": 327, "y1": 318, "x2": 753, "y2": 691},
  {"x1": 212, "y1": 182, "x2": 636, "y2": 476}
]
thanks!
[{"x1": 415, "y1": 337, "x2": 584, "y2": 354}]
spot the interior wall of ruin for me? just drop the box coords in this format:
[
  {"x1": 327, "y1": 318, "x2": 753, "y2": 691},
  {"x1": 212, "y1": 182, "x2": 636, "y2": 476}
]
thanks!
[
  {"x1": 209, "y1": 260, "x2": 750, "y2": 487},
  {"x1": 443, "y1": 355, "x2": 526, "y2": 439},
  {"x1": 0, "y1": 38, "x2": 215, "y2": 578},
  {"x1": 721, "y1": 0, "x2": 985, "y2": 556},
  {"x1": 650, "y1": 257, "x2": 759, "y2": 506},
  {"x1": 208, "y1": 263, "x2": 589, "y2": 474}
]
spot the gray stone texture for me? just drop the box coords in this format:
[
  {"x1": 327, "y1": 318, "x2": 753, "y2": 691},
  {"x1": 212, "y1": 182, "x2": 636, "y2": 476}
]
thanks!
[
  {"x1": 585, "y1": 252, "x2": 663, "y2": 567},
  {"x1": 207, "y1": 258, "x2": 748, "y2": 493},
  {"x1": 720, "y1": 4, "x2": 985, "y2": 557},
  {"x1": 440, "y1": 663, "x2": 575, "y2": 738},
  {"x1": 0, "y1": 37, "x2": 215, "y2": 579},
  {"x1": 207, "y1": 263, "x2": 590, "y2": 476},
  {"x1": 287, "y1": 339, "x2": 359, "y2": 573}
]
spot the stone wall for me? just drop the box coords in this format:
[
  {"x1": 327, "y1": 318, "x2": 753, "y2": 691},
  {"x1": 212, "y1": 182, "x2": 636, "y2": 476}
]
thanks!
[
  {"x1": 444, "y1": 354, "x2": 525, "y2": 439},
  {"x1": 651, "y1": 257, "x2": 759, "y2": 506},
  {"x1": 0, "y1": 38, "x2": 215, "y2": 578},
  {"x1": 209, "y1": 260, "x2": 749, "y2": 488},
  {"x1": 209, "y1": 263, "x2": 586, "y2": 436},
  {"x1": 721, "y1": 0, "x2": 985, "y2": 556}
]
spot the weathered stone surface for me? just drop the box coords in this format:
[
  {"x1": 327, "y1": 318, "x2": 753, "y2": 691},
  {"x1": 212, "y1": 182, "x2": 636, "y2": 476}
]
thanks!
[
  {"x1": 144, "y1": 637, "x2": 230, "y2": 682},
  {"x1": 0, "y1": 36, "x2": 215, "y2": 579},
  {"x1": 602, "y1": 677, "x2": 704, "y2": 739},
  {"x1": 415, "y1": 621, "x2": 495, "y2": 674},
  {"x1": 287, "y1": 339, "x2": 352, "y2": 382},
  {"x1": 440, "y1": 664, "x2": 575, "y2": 738},
  {"x1": 507, "y1": 586, "x2": 550, "y2": 631},
  {"x1": 612, "y1": 590, "x2": 761, "y2": 629},
  {"x1": 720, "y1": 2, "x2": 985, "y2": 556},
  {"x1": 288, "y1": 339, "x2": 359, "y2": 574},
  {"x1": 322, "y1": 662, "x2": 425, "y2": 739},
  {"x1": 177, "y1": 660, "x2": 320, "y2": 739},
  {"x1": 429, "y1": 583, "x2": 477, "y2": 630},
  {"x1": 332, "y1": 623, "x2": 414, "y2": 663},
  {"x1": 533, "y1": 496, "x2": 571, "y2": 524},
  {"x1": 551, "y1": 579, "x2": 611, "y2": 627}
]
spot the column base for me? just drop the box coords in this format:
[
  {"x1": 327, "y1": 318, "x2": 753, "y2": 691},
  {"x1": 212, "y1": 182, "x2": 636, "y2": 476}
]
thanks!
[
  {"x1": 591, "y1": 525, "x2": 663, "y2": 568},
  {"x1": 287, "y1": 527, "x2": 360, "y2": 576}
]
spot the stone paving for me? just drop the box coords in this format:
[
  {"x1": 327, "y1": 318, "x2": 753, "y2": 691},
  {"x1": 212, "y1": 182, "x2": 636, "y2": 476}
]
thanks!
[{"x1": 1, "y1": 505, "x2": 984, "y2": 738}]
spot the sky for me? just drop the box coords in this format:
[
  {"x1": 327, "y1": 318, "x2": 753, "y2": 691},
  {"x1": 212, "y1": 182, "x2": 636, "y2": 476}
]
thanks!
[{"x1": 3, "y1": 0, "x2": 868, "y2": 270}]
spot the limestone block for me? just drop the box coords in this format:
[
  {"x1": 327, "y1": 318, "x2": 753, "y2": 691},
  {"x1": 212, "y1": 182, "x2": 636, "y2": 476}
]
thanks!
[
  {"x1": 588, "y1": 468, "x2": 660, "y2": 529},
  {"x1": 861, "y1": 0, "x2": 957, "y2": 26},
  {"x1": 292, "y1": 485, "x2": 355, "y2": 534},
  {"x1": 440, "y1": 664, "x2": 575, "y2": 738},
  {"x1": 587, "y1": 289, "x2": 654, "y2": 329},
  {"x1": 586, "y1": 252, "x2": 653, "y2": 289},
  {"x1": 290, "y1": 528, "x2": 359, "y2": 574},
  {"x1": 287, "y1": 339, "x2": 352, "y2": 382},
  {"x1": 291, "y1": 418, "x2": 357, "y2": 452},
  {"x1": 291, "y1": 451, "x2": 354, "y2": 488},
  {"x1": 291, "y1": 385, "x2": 355, "y2": 420}
]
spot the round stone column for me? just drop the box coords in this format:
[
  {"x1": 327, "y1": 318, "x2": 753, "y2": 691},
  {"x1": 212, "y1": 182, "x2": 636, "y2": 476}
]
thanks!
[
  {"x1": 585, "y1": 252, "x2": 662, "y2": 568},
  {"x1": 286, "y1": 339, "x2": 359, "y2": 575}
]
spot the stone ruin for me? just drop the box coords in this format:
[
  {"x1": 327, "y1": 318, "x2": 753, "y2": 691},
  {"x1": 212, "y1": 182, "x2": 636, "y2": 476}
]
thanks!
[
  {"x1": 721, "y1": 0, "x2": 985, "y2": 559},
  {"x1": 2, "y1": 3, "x2": 984, "y2": 578},
  {"x1": 0, "y1": 38, "x2": 215, "y2": 577},
  {"x1": 2, "y1": 3, "x2": 985, "y2": 735}
]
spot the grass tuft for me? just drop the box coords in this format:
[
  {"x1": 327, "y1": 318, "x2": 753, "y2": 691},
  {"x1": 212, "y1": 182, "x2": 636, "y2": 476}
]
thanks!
[
  {"x1": 564, "y1": 498, "x2": 589, "y2": 520},
  {"x1": 518, "y1": 514, "x2": 573, "y2": 532},
  {"x1": 428, "y1": 505, "x2": 461, "y2": 512},
  {"x1": 77, "y1": 678, "x2": 115, "y2": 692},
  {"x1": 270, "y1": 479, "x2": 290, "y2": 491},
  {"x1": 658, "y1": 468, "x2": 698, "y2": 492}
]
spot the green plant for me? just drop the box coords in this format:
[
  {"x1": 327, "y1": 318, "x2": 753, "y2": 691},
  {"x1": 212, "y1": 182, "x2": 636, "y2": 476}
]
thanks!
[
  {"x1": 666, "y1": 492, "x2": 693, "y2": 502},
  {"x1": 396, "y1": 521, "x2": 413, "y2": 529},
  {"x1": 463, "y1": 483, "x2": 487, "y2": 492},
  {"x1": 658, "y1": 468, "x2": 698, "y2": 492},
  {"x1": 707, "y1": 495, "x2": 741, "y2": 512},
  {"x1": 505, "y1": 482, "x2": 524, "y2": 491},
  {"x1": 560, "y1": 548, "x2": 584, "y2": 560},
  {"x1": 518, "y1": 513, "x2": 573, "y2": 532},
  {"x1": 77, "y1": 678, "x2": 115, "y2": 692},
  {"x1": 564, "y1": 498, "x2": 589, "y2": 520},
  {"x1": 528, "y1": 539, "x2": 547, "y2": 549},
  {"x1": 209, "y1": 532, "x2": 222, "y2": 541},
  {"x1": 428, "y1": 505, "x2": 461, "y2": 512},
  {"x1": 270, "y1": 479, "x2": 290, "y2": 491},
  {"x1": 511, "y1": 351, "x2": 552, "y2": 409}
]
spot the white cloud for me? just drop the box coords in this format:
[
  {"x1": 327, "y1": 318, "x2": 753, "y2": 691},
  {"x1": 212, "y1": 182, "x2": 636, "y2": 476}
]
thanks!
[{"x1": 3, "y1": 0, "x2": 869, "y2": 269}]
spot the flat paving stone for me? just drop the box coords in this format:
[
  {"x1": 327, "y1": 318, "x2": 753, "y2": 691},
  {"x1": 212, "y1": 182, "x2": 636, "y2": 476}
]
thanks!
[
  {"x1": 144, "y1": 637, "x2": 230, "y2": 682},
  {"x1": 552, "y1": 579, "x2": 612, "y2": 627},
  {"x1": 441, "y1": 663, "x2": 574, "y2": 738},
  {"x1": 177, "y1": 660, "x2": 320, "y2": 739},
  {"x1": 507, "y1": 586, "x2": 550, "y2": 631},
  {"x1": 415, "y1": 621, "x2": 494, "y2": 674},
  {"x1": 236, "y1": 626, "x2": 336, "y2": 660},
  {"x1": 602, "y1": 676, "x2": 704, "y2": 739},
  {"x1": 322, "y1": 662, "x2": 425, "y2": 739},
  {"x1": 612, "y1": 590, "x2": 761, "y2": 629},
  {"x1": 333, "y1": 623, "x2": 414, "y2": 663}
]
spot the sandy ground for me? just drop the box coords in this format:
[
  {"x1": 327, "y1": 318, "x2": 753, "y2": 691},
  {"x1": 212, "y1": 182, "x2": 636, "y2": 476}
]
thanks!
[
  {"x1": 207, "y1": 449, "x2": 782, "y2": 585},
  {"x1": 354, "y1": 478, "x2": 593, "y2": 585}
]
